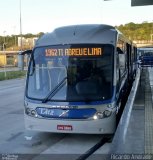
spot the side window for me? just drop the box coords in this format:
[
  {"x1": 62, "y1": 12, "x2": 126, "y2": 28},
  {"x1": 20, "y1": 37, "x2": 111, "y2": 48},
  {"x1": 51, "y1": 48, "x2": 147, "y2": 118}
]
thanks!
[
  {"x1": 116, "y1": 52, "x2": 120, "y2": 90},
  {"x1": 117, "y1": 40, "x2": 126, "y2": 77}
]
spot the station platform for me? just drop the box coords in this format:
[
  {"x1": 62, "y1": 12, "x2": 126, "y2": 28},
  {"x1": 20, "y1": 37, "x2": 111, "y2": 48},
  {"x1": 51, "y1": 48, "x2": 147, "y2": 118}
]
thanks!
[
  {"x1": 110, "y1": 68, "x2": 153, "y2": 155},
  {"x1": 145, "y1": 68, "x2": 153, "y2": 154}
]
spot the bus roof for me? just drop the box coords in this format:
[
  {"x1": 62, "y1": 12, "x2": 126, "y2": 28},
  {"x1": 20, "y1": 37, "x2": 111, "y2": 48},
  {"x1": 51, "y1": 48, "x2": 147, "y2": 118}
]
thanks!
[{"x1": 35, "y1": 24, "x2": 118, "y2": 47}]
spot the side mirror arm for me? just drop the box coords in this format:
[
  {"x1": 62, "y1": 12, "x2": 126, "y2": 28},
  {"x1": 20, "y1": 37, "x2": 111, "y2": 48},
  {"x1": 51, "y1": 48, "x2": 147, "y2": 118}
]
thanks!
[{"x1": 19, "y1": 49, "x2": 32, "y2": 55}]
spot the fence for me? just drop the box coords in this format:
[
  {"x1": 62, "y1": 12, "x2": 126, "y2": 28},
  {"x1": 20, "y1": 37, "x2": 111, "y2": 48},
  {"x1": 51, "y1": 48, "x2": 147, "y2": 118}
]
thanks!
[{"x1": 0, "y1": 53, "x2": 29, "y2": 68}]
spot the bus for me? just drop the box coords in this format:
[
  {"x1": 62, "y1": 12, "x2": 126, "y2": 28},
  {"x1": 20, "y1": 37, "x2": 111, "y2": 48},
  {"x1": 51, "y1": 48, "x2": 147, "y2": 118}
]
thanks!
[{"x1": 23, "y1": 24, "x2": 137, "y2": 134}]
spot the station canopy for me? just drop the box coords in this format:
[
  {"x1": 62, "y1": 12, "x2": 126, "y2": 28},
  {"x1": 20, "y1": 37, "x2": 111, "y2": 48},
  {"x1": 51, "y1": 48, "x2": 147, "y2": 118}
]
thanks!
[
  {"x1": 104, "y1": 0, "x2": 153, "y2": 6},
  {"x1": 131, "y1": 0, "x2": 153, "y2": 6}
]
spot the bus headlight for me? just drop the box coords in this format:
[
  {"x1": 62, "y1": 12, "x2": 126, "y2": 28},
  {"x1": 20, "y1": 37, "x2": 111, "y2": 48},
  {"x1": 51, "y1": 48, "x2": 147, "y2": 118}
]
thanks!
[
  {"x1": 93, "y1": 110, "x2": 112, "y2": 120},
  {"x1": 25, "y1": 108, "x2": 31, "y2": 115},
  {"x1": 103, "y1": 110, "x2": 112, "y2": 117},
  {"x1": 93, "y1": 115, "x2": 98, "y2": 120},
  {"x1": 25, "y1": 108, "x2": 37, "y2": 117},
  {"x1": 93, "y1": 112, "x2": 103, "y2": 119},
  {"x1": 31, "y1": 110, "x2": 37, "y2": 117}
]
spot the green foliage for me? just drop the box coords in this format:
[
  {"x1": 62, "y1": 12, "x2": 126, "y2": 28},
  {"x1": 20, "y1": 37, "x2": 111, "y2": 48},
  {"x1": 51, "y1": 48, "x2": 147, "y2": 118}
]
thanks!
[
  {"x1": 1, "y1": 22, "x2": 153, "y2": 49},
  {"x1": 116, "y1": 22, "x2": 153, "y2": 40},
  {"x1": 0, "y1": 32, "x2": 44, "y2": 51},
  {"x1": 0, "y1": 70, "x2": 26, "y2": 81}
]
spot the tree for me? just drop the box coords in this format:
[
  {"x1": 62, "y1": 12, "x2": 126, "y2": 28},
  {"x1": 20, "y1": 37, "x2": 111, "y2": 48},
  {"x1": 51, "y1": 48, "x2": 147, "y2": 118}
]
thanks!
[{"x1": 117, "y1": 22, "x2": 153, "y2": 41}]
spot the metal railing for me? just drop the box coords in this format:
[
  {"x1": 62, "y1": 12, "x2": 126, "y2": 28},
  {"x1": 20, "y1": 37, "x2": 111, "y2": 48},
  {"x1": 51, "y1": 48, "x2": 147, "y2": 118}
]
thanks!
[
  {"x1": 0, "y1": 53, "x2": 29, "y2": 71},
  {"x1": 110, "y1": 68, "x2": 140, "y2": 153},
  {"x1": 0, "y1": 54, "x2": 17, "y2": 67}
]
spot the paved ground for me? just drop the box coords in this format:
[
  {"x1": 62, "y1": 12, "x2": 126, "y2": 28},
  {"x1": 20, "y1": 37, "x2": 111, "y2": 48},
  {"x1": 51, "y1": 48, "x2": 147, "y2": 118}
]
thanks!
[
  {"x1": 0, "y1": 78, "x2": 110, "y2": 160},
  {"x1": 0, "y1": 68, "x2": 152, "y2": 159},
  {"x1": 145, "y1": 68, "x2": 153, "y2": 154},
  {"x1": 109, "y1": 68, "x2": 153, "y2": 157}
]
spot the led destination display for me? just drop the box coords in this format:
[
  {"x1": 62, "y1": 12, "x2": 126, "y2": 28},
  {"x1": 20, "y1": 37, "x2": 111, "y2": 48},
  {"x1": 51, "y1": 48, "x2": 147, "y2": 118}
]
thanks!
[{"x1": 45, "y1": 48, "x2": 102, "y2": 57}]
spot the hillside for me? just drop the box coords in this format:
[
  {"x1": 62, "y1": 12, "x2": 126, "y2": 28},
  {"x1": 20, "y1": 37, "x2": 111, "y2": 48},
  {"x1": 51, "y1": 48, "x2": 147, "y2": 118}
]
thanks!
[
  {"x1": 1, "y1": 22, "x2": 153, "y2": 50},
  {"x1": 116, "y1": 22, "x2": 153, "y2": 41}
]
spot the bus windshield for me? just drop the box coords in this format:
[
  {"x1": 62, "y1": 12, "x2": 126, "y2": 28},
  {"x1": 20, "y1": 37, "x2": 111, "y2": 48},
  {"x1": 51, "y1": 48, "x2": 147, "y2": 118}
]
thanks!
[{"x1": 26, "y1": 44, "x2": 114, "y2": 102}]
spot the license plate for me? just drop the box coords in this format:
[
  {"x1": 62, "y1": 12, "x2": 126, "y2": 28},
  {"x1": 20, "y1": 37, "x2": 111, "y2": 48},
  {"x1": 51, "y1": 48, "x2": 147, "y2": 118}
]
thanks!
[{"x1": 57, "y1": 125, "x2": 73, "y2": 131}]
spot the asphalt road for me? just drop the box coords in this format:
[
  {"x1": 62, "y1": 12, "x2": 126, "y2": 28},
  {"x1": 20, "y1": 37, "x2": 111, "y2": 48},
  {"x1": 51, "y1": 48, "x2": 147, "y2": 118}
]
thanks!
[{"x1": 0, "y1": 78, "x2": 110, "y2": 160}]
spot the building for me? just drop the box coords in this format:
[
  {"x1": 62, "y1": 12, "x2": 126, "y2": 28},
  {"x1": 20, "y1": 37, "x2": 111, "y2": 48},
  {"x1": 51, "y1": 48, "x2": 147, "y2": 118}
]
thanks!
[{"x1": 18, "y1": 37, "x2": 38, "y2": 49}]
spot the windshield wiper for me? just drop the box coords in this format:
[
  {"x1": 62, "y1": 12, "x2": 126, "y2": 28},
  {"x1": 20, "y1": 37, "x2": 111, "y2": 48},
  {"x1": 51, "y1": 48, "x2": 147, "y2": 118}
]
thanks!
[{"x1": 42, "y1": 77, "x2": 67, "y2": 103}]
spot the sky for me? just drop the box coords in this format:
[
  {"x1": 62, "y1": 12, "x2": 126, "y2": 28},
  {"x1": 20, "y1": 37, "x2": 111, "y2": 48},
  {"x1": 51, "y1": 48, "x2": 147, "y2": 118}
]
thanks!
[{"x1": 0, "y1": 0, "x2": 153, "y2": 36}]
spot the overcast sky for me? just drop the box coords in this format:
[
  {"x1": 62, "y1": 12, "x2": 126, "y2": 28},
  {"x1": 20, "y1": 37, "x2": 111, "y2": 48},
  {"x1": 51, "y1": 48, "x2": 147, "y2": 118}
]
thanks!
[{"x1": 0, "y1": 0, "x2": 153, "y2": 35}]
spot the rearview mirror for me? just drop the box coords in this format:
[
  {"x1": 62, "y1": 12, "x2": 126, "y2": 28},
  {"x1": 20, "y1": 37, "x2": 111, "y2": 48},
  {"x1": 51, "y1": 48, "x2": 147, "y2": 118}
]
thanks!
[
  {"x1": 19, "y1": 49, "x2": 32, "y2": 55},
  {"x1": 117, "y1": 47, "x2": 124, "y2": 54}
]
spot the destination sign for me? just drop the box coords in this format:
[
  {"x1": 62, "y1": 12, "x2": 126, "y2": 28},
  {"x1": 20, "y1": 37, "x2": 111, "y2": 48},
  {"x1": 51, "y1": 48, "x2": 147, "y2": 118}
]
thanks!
[{"x1": 45, "y1": 48, "x2": 102, "y2": 57}]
